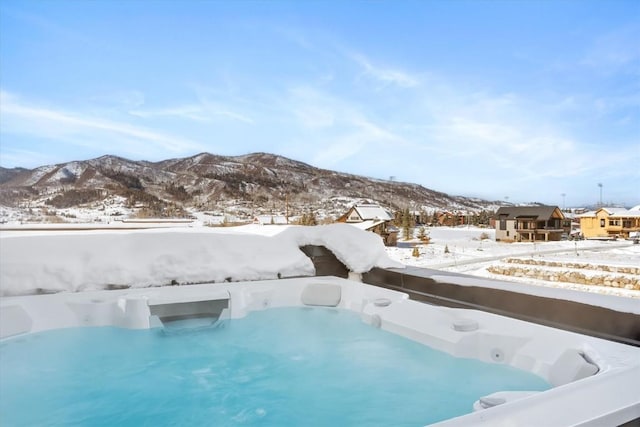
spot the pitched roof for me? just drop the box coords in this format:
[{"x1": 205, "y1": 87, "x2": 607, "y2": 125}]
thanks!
[
  {"x1": 600, "y1": 207, "x2": 630, "y2": 215},
  {"x1": 610, "y1": 210, "x2": 640, "y2": 218},
  {"x1": 579, "y1": 207, "x2": 640, "y2": 218},
  {"x1": 495, "y1": 206, "x2": 563, "y2": 220},
  {"x1": 348, "y1": 219, "x2": 386, "y2": 231},
  {"x1": 353, "y1": 205, "x2": 394, "y2": 221}
]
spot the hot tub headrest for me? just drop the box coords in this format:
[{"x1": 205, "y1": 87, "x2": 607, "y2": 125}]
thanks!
[
  {"x1": 301, "y1": 283, "x2": 342, "y2": 307},
  {"x1": 549, "y1": 348, "x2": 599, "y2": 386}
]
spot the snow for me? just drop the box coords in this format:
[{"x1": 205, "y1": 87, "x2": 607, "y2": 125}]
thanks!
[
  {"x1": 1, "y1": 222, "x2": 637, "y2": 313},
  {"x1": 0, "y1": 224, "x2": 401, "y2": 296},
  {"x1": 348, "y1": 219, "x2": 385, "y2": 230},
  {"x1": 24, "y1": 165, "x2": 57, "y2": 186},
  {"x1": 50, "y1": 162, "x2": 85, "y2": 182},
  {"x1": 351, "y1": 205, "x2": 394, "y2": 221},
  {"x1": 385, "y1": 226, "x2": 640, "y2": 302}
]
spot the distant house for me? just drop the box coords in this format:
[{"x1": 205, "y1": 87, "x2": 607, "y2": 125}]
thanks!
[
  {"x1": 252, "y1": 215, "x2": 288, "y2": 225},
  {"x1": 336, "y1": 204, "x2": 398, "y2": 246},
  {"x1": 434, "y1": 211, "x2": 468, "y2": 227},
  {"x1": 578, "y1": 206, "x2": 640, "y2": 239},
  {"x1": 494, "y1": 206, "x2": 567, "y2": 242}
]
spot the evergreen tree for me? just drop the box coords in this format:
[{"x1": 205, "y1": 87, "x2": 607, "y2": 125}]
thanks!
[
  {"x1": 417, "y1": 226, "x2": 426, "y2": 240},
  {"x1": 402, "y1": 207, "x2": 413, "y2": 240},
  {"x1": 296, "y1": 212, "x2": 318, "y2": 226},
  {"x1": 305, "y1": 211, "x2": 318, "y2": 225}
]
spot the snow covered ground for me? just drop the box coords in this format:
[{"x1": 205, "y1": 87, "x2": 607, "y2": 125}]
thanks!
[{"x1": 385, "y1": 226, "x2": 640, "y2": 299}]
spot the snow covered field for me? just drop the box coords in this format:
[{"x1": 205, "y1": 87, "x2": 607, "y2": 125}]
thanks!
[{"x1": 385, "y1": 226, "x2": 640, "y2": 299}]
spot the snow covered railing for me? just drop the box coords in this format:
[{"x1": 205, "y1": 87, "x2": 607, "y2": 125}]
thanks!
[{"x1": 0, "y1": 224, "x2": 402, "y2": 297}]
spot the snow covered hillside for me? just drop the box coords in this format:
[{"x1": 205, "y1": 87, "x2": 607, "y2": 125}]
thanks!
[{"x1": 0, "y1": 152, "x2": 500, "y2": 226}]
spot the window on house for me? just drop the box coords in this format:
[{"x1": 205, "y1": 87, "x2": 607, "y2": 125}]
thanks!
[
  {"x1": 609, "y1": 219, "x2": 620, "y2": 227},
  {"x1": 600, "y1": 219, "x2": 605, "y2": 227},
  {"x1": 500, "y1": 219, "x2": 506, "y2": 230}
]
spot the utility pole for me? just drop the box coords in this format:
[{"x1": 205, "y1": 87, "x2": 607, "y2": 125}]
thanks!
[
  {"x1": 389, "y1": 176, "x2": 396, "y2": 210},
  {"x1": 598, "y1": 183, "x2": 603, "y2": 207},
  {"x1": 285, "y1": 193, "x2": 289, "y2": 224}
]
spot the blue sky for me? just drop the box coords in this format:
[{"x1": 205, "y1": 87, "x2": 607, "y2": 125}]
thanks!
[{"x1": 1, "y1": 0, "x2": 638, "y2": 207}]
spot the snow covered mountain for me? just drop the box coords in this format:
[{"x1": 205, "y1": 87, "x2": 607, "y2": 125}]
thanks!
[{"x1": 0, "y1": 152, "x2": 498, "y2": 220}]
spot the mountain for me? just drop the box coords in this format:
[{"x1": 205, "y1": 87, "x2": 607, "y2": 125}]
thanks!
[{"x1": 0, "y1": 152, "x2": 499, "y2": 220}]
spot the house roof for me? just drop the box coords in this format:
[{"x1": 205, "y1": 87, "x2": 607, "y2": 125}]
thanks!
[
  {"x1": 610, "y1": 210, "x2": 640, "y2": 218},
  {"x1": 495, "y1": 206, "x2": 564, "y2": 220},
  {"x1": 577, "y1": 210, "x2": 597, "y2": 218},
  {"x1": 352, "y1": 204, "x2": 394, "y2": 221},
  {"x1": 348, "y1": 219, "x2": 386, "y2": 231},
  {"x1": 600, "y1": 207, "x2": 630, "y2": 215},
  {"x1": 578, "y1": 207, "x2": 640, "y2": 218}
]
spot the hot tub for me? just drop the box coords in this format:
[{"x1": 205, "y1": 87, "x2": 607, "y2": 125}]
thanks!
[{"x1": 1, "y1": 276, "x2": 639, "y2": 426}]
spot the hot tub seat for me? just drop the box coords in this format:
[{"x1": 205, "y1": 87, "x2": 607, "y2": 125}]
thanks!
[
  {"x1": 473, "y1": 348, "x2": 601, "y2": 412},
  {"x1": 473, "y1": 391, "x2": 539, "y2": 411}
]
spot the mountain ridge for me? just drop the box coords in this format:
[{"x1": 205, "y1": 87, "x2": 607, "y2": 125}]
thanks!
[{"x1": 0, "y1": 152, "x2": 500, "y2": 219}]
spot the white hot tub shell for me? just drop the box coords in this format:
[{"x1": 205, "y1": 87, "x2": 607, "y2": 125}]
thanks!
[{"x1": 1, "y1": 276, "x2": 639, "y2": 426}]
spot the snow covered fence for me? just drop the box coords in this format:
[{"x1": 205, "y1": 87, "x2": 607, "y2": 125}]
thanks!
[{"x1": 0, "y1": 224, "x2": 403, "y2": 297}]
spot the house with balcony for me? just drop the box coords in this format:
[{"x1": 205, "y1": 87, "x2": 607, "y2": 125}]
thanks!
[
  {"x1": 494, "y1": 205, "x2": 567, "y2": 242},
  {"x1": 578, "y1": 206, "x2": 640, "y2": 239}
]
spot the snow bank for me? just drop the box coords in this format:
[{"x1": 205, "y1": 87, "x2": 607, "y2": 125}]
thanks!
[{"x1": 0, "y1": 224, "x2": 402, "y2": 296}]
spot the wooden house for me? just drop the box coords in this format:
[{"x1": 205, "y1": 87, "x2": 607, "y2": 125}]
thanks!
[
  {"x1": 578, "y1": 206, "x2": 640, "y2": 239},
  {"x1": 494, "y1": 206, "x2": 567, "y2": 242}
]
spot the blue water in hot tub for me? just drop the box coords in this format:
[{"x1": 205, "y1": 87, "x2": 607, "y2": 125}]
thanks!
[{"x1": 0, "y1": 307, "x2": 550, "y2": 426}]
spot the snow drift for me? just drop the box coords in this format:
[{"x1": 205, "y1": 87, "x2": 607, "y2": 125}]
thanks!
[{"x1": 0, "y1": 224, "x2": 402, "y2": 296}]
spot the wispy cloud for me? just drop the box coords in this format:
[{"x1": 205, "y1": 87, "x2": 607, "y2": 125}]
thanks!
[
  {"x1": 312, "y1": 117, "x2": 402, "y2": 167},
  {"x1": 129, "y1": 102, "x2": 254, "y2": 124},
  {"x1": 581, "y1": 25, "x2": 640, "y2": 71},
  {"x1": 351, "y1": 53, "x2": 419, "y2": 88},
  {"x1": 284, "y1": 86, "x2": 404, "y2": 168},
  {"x1": 128, "y1": 105, "x2": 211, "y2": 122},
  {"x1": 0, "y1": 90, "x2": 205, "y2": 157},
  {"x1": 274, "y1": 26, "x2": 314, "y2": 50},
  {"x1": 90, "y1": 90, "x2": 146, "y2": 109},
  {"x1": 421, "y1": 95, "x2": 596, "y2": 179}
]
